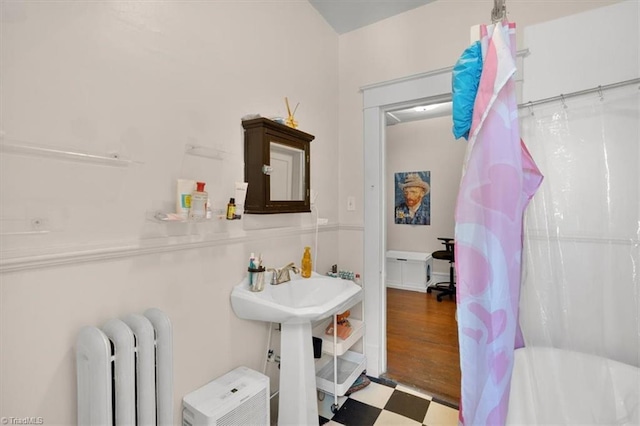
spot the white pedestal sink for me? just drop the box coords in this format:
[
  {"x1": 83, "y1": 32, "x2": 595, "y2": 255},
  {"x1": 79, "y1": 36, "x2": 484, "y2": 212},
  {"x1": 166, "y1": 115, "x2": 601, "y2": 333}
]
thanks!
[{"x1": 230, "y1": 272, "x2": 363, "y2": 426}]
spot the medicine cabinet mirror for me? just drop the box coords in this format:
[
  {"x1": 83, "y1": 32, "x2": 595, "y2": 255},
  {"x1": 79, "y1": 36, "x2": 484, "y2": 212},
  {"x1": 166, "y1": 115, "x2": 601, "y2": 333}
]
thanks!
[{"x1": 242, "y1": 117, "x2": 314, "y2": 214}]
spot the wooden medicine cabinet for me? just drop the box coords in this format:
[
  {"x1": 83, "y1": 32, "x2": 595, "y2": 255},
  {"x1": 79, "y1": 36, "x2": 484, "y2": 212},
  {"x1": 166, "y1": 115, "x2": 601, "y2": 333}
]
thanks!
[{"x1": 242, "y1": 117, "x2": 314, "y2": 214}]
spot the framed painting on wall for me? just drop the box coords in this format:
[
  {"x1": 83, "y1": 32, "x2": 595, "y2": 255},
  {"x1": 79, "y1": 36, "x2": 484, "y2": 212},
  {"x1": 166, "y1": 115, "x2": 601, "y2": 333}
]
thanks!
[{"x1": 394, "y1": 171, "x2": 431, "y2": 225}]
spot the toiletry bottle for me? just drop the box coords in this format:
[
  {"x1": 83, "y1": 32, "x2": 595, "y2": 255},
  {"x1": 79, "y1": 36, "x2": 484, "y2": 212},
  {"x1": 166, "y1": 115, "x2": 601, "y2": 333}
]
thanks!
[
  {"x1": 189, "y1": 181, "x2": 208, "y2": 219},
  {"x1": 248, "y1": 252, "x2": 256, "y2": 287},
  {"x1": 301, "y1": 246, "x2": 312, "y2": 278},
  {"x1": 176, "y1": 179, "x2": 196, "y2": 218},
  {"x1": 226, "y1": 198, "x2": 236, "y2": 220}
]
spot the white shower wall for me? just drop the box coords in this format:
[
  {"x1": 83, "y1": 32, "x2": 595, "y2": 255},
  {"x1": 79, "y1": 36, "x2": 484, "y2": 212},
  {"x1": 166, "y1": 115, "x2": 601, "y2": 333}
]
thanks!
[{"x1": 521, "y1": 0, "x2": 639, "y2": 101}]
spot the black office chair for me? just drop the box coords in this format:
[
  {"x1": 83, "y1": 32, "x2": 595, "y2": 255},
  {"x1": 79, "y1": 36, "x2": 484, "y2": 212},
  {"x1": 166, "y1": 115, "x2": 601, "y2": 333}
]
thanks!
[{"x1": 427, "y1": 237, "x2": 455, "y2": 302}]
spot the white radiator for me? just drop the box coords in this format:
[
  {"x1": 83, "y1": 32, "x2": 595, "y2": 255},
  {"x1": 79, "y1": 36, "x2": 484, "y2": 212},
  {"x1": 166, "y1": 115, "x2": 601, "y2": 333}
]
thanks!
[
  {"x1": 76, "y1": 308, "x2": 173, "y2": 425},
  {"x1": 182, "y1": 366, "x2": 269, "y2": 426}
]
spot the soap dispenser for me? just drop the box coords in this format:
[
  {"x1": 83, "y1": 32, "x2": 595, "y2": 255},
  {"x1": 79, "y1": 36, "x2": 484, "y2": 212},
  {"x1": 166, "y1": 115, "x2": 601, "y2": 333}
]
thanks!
[{"x1": 301, "y1": 246, "x2": 312, "y2": 278}]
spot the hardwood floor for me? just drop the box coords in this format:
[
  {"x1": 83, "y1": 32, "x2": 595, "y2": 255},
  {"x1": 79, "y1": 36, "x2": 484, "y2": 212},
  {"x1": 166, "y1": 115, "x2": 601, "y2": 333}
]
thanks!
[{"x1": 384, "y1": 288, "x2": 461, "y2": 407}]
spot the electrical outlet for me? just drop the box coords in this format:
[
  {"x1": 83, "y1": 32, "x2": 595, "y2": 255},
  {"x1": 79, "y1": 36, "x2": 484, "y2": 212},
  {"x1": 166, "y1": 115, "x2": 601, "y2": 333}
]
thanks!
[{"x1": 347, "y1": 196, "x2": 356, "y2": 211}]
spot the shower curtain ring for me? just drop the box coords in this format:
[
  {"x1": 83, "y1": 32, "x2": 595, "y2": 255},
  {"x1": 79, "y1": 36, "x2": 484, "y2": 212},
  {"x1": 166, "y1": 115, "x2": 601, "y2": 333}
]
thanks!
[
  {"x1": 597, "y1": 85, "x2": 604, "y2": 101},
  {"x1": 527, "y1": 101, "x2": 534, "y2": 116},
  {"x1": 560, "y1": 94, "x2": 567, "y2": 109}
]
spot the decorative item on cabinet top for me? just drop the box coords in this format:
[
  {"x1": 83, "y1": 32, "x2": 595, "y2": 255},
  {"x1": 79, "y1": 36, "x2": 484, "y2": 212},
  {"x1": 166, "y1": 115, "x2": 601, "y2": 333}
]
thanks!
[
  {"x1": 284, "y1": 97, "x2": 300, "y2": 129},
  {"x1": 242, "y1": 117, "x2": 314, "y2": 214}
]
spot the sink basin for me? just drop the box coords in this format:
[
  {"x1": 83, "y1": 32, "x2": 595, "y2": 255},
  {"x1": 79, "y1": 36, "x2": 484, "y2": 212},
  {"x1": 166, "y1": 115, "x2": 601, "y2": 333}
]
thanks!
[
  {"x1": 231, "y1": 272, "x2": 362, "y2": 324},
  {"x1": 230, "y1": 271, "x2": 363, "y2": 425}
]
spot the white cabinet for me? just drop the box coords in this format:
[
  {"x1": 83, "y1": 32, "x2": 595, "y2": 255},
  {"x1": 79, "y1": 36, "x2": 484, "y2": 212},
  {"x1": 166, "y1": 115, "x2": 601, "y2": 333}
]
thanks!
[{"x1": 386, "y1": 250, "x2": 432, "y2": 293}]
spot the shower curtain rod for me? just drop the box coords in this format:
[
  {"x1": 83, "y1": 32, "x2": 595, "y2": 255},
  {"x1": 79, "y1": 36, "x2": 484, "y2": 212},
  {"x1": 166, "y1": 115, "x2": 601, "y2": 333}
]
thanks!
[{"x1": 519, "y1": 77, "x2": 640, "y2": 110}]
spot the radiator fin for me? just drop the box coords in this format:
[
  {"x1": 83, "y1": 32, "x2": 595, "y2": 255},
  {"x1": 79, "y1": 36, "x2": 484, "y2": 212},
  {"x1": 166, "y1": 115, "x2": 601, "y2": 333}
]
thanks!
[
  {"x1": 76, "y1": 327, "x2": 113, "y2": 425},
  {"x1": 101, "y1": 319, "x2": 136, "y2": 425},
  {"x1": 144, "y1": 308, "x2": 174, "y2": 426}
]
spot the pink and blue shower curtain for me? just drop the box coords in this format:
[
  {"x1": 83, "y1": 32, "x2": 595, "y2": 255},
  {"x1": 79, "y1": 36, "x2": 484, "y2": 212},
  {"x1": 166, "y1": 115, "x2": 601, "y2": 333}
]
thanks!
[{"x1": 454, "y1": 22, "x2": 543, "y2": 425}]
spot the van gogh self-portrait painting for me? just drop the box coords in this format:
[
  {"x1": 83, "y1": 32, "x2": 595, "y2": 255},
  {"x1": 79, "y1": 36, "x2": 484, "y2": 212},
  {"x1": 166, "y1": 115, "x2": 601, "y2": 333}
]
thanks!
[{"x1": 395, "y1": 171, "x2": 430, "y2": 225}]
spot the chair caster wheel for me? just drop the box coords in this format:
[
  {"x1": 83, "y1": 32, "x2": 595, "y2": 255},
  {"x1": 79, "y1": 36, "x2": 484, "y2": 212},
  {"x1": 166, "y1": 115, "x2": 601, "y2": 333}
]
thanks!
[
  {"x1": 331, "y1": 403, "x2": 339, "y2": 414},
  {"x1": 427, "y1": 287, "x2": 432, "y2": 294}
]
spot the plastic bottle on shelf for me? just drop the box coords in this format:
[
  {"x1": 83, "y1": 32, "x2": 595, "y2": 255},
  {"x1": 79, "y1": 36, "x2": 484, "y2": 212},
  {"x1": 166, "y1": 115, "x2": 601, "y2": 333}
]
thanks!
[
  {"x1": 226, "y1": 198, "x2": 236, "y2": 220},
  {"x1": 206, "y1": 198, "x2": 212, "y2": 219},
  {"x1": 176, "y1": 179, "x2": 195, "y2": 219},
  {"x1": 189, "y1": 181, "x2": 208, "y2": 219},
  {"x1": 301, "y1": 246, "x2": 312, "y2": 278},
  {"x1": 354, "y1": 274, "x2": 361, "y2": 286}
]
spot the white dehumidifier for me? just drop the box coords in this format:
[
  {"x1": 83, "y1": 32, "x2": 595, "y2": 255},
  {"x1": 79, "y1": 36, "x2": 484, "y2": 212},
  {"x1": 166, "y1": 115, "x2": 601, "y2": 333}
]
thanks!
[{"x1": 182, "y1": 366, "x2": 270, "y2": 426}]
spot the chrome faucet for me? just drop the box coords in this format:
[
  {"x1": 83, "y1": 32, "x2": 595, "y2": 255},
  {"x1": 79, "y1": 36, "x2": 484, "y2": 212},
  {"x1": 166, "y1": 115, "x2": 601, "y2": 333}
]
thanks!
[{"x1": 267, "y1": 262, "x2": 300, "y2": 285}]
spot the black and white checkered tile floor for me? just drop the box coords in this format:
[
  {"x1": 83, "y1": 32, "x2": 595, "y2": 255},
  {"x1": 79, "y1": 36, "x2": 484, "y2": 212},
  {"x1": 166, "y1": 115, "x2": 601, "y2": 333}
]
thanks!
[{"x1": 318, "y1": 377, "x2": 459, "y2": 426}]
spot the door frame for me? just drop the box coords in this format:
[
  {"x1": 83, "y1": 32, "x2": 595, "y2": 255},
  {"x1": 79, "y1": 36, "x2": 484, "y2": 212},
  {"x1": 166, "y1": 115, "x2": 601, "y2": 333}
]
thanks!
[{"x1": 361, "y1": 66, "x2": 452, "y2": 377}]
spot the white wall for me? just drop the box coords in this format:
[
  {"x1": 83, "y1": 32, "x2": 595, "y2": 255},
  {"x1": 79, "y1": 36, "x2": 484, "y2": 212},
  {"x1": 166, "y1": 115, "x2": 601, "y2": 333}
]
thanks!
[
  {"x1": 386, "y1": 116, "x2": 466, "y2": 269},
  {"x1": 0, "y1": 2, "x2": 339, "y2": 423}
]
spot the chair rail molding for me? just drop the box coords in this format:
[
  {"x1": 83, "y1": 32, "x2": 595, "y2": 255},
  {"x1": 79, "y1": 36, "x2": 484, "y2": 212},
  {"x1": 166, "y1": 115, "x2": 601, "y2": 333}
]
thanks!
[{"x1": 0, "y1": 224, "x2": 340, "y2": 273}]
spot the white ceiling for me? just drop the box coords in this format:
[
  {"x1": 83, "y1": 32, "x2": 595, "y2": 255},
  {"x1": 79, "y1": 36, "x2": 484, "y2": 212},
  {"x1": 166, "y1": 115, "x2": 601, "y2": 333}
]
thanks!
[
  {"x1": 308, "y1": 0, "x2": 435, "y2": 34},
  {"x1": 309, "y1": 0, "x2": 451, "y2": 126}
]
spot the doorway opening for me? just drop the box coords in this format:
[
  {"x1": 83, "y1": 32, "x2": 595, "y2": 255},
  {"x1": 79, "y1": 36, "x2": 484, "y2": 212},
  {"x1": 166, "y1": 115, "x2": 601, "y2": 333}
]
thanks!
[
  {"x1": 382, "y1": 105, "x2": 464, "y2": 405},
  {"x1": 385, "y1": 287, "x2": 459, "y2": 404}
]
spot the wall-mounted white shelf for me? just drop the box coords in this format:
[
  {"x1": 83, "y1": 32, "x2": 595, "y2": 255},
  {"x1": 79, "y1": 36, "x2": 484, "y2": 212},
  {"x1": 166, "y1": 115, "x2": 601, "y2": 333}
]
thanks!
[
  {"x1": 148, "y1": 210, "x2": 235, "y2": 223},
  {"x1": 184, "y1": 144, "x2": 226, "y2": 160},
  {"x1": 0, "y1": 138, "x2": 142, "y2": 167},
  {"x1": 148, "y1": 211, "x2": 216, "y2": 223},
  {"x1": 0, "y1": 230, "x2": 50, "y2": 236}
]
